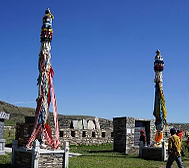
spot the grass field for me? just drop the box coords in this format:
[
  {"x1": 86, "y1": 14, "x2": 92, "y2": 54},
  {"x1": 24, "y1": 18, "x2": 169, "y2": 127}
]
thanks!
[
  {"x1": 1, "y1": 144, "x2": 189, "y2": 168},
  {"x1": 69, "y1": 144, "x2": 189, "y2": 168}
]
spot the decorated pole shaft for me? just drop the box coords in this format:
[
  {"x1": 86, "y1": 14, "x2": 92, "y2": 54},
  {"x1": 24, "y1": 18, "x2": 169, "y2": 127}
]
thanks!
[
  {"x1": 26, "y1": 9, "x2": 60, "y2": 149},
  {"x1": 153, "y1": 50, "x2": 167, "y2": 142},
  {"x1": 38, "y1": 8, "x2": 54, "y2": 126}
]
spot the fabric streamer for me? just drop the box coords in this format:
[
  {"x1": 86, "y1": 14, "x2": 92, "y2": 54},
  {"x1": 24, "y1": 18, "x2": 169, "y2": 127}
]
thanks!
[
  {"x1": 153, "y1": 82, "x2": 167, "y2": 131},
  {"x1": 154, "y1": 130, "x2": 163, "y2": 142},
  {"x1": 49, "y1": 70, "x2": 60, "y2": 148}
]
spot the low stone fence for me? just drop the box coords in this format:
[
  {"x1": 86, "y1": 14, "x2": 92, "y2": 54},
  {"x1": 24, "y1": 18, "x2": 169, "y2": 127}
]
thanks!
[
  {"x1": 139, "y1": 141, "x2": 167, "y2": 161},
  {"x1": 12, "y1": 140, "x2": 69, "y2": 168},
  {"x1": 59, "y1": 128, "x2": 113, "y2": 146}
]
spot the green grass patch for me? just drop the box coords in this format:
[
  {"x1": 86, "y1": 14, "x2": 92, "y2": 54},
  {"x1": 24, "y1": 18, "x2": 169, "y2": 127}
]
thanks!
[
  {"x1": 0, "y1": 153, "x2": 11, "y2": 164},
  {"x1": 69, "y1": 144, "x2": 166, "y2": 168},
  {"x1": 69, "y1": 143, "x2": 189, "y2": 168},
  {"x1": 70, "y1": 143, "x2": 114, "y2": 154},
  {"x1": 4, "y1": 129, "x2": 15, "y2": 146},
  {"x1": 4, "y1": 120, "x2": 16, "y2": 126},
  {"x1": 1, "y1": 144, "x2": 189, "y2": 168}
]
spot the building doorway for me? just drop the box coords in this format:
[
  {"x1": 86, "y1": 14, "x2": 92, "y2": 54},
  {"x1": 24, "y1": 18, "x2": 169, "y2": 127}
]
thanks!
[{"x1": 134, "y1": 120, "x2": 150, "y2": 146}]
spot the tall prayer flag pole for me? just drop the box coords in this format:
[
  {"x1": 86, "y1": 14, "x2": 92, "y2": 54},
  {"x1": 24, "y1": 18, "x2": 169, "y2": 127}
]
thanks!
[
  {"x1": 153, "y1": 50, "x2": 167, "y2": 142},
  {"x1": 26, "y1": 9, "x2": 60, "y2": 149}
]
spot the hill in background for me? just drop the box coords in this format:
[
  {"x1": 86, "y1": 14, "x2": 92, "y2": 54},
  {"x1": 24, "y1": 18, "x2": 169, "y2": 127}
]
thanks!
[
  {"x1": 0, "y1": 100, "x2": 105, "y2": 126},
  {"x1": 0, "y1": 101, "x2": 35, "y2": 125}
]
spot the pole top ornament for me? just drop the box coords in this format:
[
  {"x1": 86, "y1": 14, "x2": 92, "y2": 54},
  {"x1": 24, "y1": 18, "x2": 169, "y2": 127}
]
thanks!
[
  {"x1": 41, "y1": 8, "x2": 54, "y2": 42},
  {"x1": 154, "y1": 49, "x2": 164, "y2": 72}
]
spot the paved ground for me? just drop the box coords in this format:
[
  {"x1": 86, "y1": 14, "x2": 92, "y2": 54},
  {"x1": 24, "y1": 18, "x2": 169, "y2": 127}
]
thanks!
[{"x1": 5, "y1": 147, "x2": 81, "y2": 157}]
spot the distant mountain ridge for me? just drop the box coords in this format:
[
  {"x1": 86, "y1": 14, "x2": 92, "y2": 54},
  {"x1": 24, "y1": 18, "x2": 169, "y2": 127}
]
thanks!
[
  {"x1": 0, "y1": 100, "x2": 110, "y2": 126},
  {"x1": 0, "y1": 100, "x2": 35, "y2": 125}
]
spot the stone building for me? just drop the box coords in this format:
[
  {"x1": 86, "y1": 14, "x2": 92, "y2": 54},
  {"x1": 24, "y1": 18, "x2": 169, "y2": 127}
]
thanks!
[
  {"x1": 113, "y1": 117, "x2": 156, "y2": 154},
  {"x1": 16, "y1": 114, "x2": 113, "y2": 147},
  {"x1": 113, "y1": 116, "x2": 189, "y2": 155}
]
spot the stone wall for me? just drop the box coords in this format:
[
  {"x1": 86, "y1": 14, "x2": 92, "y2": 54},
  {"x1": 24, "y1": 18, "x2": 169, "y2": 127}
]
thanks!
[
  {"x1": 14, "y1": 151, "x2": 32, "y2": 168},
  {"x1": 113, "y1": 116, "x2": 189, "y2": 155},
  {"x1": 16, "y1": 123, "x2": 34, "y2": 147},
  {"x1": 43, "y1": 114, "x2": 113, "y2": 130},
  {"x1": 14, "y1": 151, "x2": 65, "y2": 168},
  {"x1": 125, "y1": 117, "x2": 135, "y2": 154},
  {"x1": 168, "y1": 123, "x2": 189, "y2": 137},
  {"x1": 38, "y1": 152, "x2": 64, "y2": 168},
  {"x1": 16, "y1": 116, "x2": 113, "y2": 147},
  {"x1": 113, "y1": 117, "x2": 126, "y2": 153},
  {"x1": 59, "y1": 128, "x2": 113, "y2": 146}
]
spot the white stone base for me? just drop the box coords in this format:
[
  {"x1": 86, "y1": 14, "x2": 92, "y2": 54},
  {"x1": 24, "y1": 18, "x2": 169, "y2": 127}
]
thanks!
[
  {"x1": 0, "y1": 139, "x2": 5, "y2": 155},
  {"x1": 12, "y1": 140, "x2": 69, "y2": 168}
]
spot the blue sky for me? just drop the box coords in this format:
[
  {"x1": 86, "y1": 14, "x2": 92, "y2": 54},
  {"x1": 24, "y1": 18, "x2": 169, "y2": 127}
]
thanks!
[{"x1": 1, "y1": 0, "x2": 189, "y2": 123}]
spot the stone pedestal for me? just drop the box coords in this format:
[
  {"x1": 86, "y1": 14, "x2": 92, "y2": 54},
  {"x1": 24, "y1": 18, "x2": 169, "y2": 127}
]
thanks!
[
  {"x1": 139, "y1": 141, "x2": 167, "y2": 161},
  {"x1": 12, "y1": 140, "x2": 69, "y2": 168},
  {"x1": 0, "y1": 139, "x2": 5, "y2": 155}
]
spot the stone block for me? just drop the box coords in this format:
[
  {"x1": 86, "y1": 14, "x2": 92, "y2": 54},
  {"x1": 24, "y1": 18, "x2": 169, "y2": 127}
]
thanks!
[
  {"x1": 77, "y1": 120, "x2": 83, "y2": 129},
  {"x1": 88, "y1": 120, "x2": 95, "y2": 129},
  {"x1": 95, "y1": 117, "x2": 100, "y2": 129},
  {"x1": 83, "y1": 119, "x2": 88, "y2": 129}
]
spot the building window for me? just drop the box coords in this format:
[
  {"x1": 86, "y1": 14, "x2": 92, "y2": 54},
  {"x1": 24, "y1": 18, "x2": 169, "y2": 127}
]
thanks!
[
  {"x1": 111, "y1": 132, "x2": 113, "y2": 137},
  {"x1": 60, "y1": 131, "x2": 64, "y2": 137},
  {"x1": 92, "y1": 131, "x2": 95, "y2": 137},
  {"x1": 102, "y1": 132, "x2": 106, "y2": 138},
  {"x1": 71, "y1": 131, "x2": 75, "y2": 137},
  {"x1": 82, "y1": 131, "x2": 86, "y2": 137}
]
